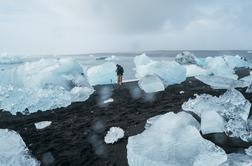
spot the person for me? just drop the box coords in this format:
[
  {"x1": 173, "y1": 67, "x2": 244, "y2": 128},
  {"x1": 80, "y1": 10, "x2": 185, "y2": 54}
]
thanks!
[{"x1": 116, "y1": 64, "x2": 124, "y2": 86}]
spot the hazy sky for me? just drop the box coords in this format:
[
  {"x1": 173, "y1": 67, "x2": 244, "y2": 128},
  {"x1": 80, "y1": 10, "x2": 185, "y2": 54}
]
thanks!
[{"x1": 0, "y1": 0, "x2": 252, "y2": 54}]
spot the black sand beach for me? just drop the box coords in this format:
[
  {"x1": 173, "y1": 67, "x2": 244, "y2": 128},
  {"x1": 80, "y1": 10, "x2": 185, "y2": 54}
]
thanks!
[{"x1": 0, "y1": 76, "x2": 252, "y2": 166}]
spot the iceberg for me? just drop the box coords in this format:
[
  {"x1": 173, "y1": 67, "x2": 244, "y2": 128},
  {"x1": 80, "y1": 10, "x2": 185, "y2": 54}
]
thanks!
[
  {"x1": 134, "y1": 54, "x2": 186, "y2": 87},
  {"x1": 87, "y1": 62, "x2": 117, "y2": 86},
  {"x1": 138, "y1": 75, "x2": 165, "y2": 93},
  {"x1": 0, "y1": 129, "x2": 39, "y2": 166},
  {"x1": 195, "y1": 75, "x2": 249, "y2": 89},
  {"x1": 182, "y1": 89, "x2": 251, "y2": 138},
  {"x1": 175, "y1": 51, "x2": 197, "y2": 65},
  {"x1": 104, "y1": 127, "x2": 124, "y2": 144},
  {"x1": 127, "y1": 112, "x2": 227, "y2": 166},
  {"x1": 0, "y1": 58, "x2": 94, "y2": 114}
]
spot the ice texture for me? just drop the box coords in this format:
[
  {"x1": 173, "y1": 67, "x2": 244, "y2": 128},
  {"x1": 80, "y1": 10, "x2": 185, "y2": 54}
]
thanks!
[
  {"x1": 127, "y1": 112, "x2": 227, "y2": 166},
  {"x1": 195, "y1": 75, "x2": 249, "y2": 89},
  {"x1": 35, "y1": 121, "x2": 52, "y2": 129},
  {"x1": 0, "y1": 129, "x2": 39, "y2": 166},
  {"x1": 246, "y1": 83, "x2": 252, "y2": 93},
  {"x1": 245, "y1": 146, "x2": 252, "y2": 156},
  {"x1": 0, "y1": 58, "x2": 94, "y2": 114},
  {"x1": 201, "y1": 110, "x2": 225, "y2": 134},
  {"x1": 87, "y1": 62, "x2": 117, "y2": 86},
  {"x1": 185, "y1": 64, "x2": 209, "y2": 77},
  {"x1": 220, "y1": 153, "x2": 252, "y2": 166},
  {"x1": 138, "y1": 75, "x2": 165, "y2": 93},
  {"x1": 104, "y1": 127, "x2": 124, "y2": 144},
  {"x1": 134, "y1": 54, "x2": 186, "y2": 87},
  {"x1": 182, "y1": 89, "x2": 251, "y2": 138},
  {"x1": 175, "y1": 51, "x2": 197, "y2": 65}
]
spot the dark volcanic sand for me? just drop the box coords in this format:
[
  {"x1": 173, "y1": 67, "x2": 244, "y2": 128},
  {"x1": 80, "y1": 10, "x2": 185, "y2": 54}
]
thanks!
[{"x1": 0, "y1": 77, "x2": 252, "y2": 166}]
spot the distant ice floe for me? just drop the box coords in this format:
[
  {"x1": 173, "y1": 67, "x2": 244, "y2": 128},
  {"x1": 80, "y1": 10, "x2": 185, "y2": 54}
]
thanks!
[
  {"x1": 182, "y1": 89, "x2": 252, "y2": 140},
  {"x1": 34, "y1": 121, "x2": 52, "y2": 130},
  {"x1": 87, "y1": 62, "x2": 117, "y2": 86},
  {"x1": 134, "y1": 53, "x2": 186, "y2": 93},
  {"x1": 0, "y1": 58, "x2": 94, "y2": 114},
  {"x1": 0, "y1": 129, "x2": 39, "y2": 166},
  {"x1": 104, "y1": 127, "x2": 124, "y2": 144},
  {"x1": 0, "y1": 52, "x2": 24, "y2": 64},
  {"x1": 105, "y1": 55, "x2": 119, "y2": 61},
  {"x1": 127, "y1": 112, "x2": 227, "y2": 166}
]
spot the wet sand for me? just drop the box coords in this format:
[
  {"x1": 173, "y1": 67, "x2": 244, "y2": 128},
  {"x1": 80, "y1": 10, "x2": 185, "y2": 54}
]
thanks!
[{"x1": 0, "y1": 76, "x2": 252, "y2": 166}]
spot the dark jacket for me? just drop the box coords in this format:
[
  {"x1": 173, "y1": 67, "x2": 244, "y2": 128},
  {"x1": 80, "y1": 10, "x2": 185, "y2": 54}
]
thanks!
[{"x1": 116, "y1": 65, "x2": 124, "y2": 75}]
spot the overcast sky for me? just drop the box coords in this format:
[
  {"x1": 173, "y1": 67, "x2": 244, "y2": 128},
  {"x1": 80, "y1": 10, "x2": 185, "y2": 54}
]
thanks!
[{"x1": 0, "y1": 0, "x2": 252, "y2": 55}]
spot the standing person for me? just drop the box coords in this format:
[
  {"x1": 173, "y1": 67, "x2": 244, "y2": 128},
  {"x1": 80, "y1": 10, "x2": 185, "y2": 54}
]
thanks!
[{"x1": 116, "y1": 64, "x2": 124, "y2": 86}]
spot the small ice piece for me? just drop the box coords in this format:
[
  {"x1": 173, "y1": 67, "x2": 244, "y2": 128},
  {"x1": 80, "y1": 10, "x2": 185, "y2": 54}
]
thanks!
[
  {"x1": 35, "y1": 121, "x2": 52, "y2": 130},
  {"x1": 196, "y1": 75, "x2": 249, "y2": 89},
  {"x1": 182, "y1": 89, "x2": 251, "y2": 138},
  {"x1": 245, "y1": 146, "x2": 252, "y2": 156},
  {"x1": 103, "y1": 98, "x2": 114, "y2": 104},
  {"x1": 87, "y1": 62, "x2": 117, "y2": 86},
  {"x1": 201, "y1": 111, "x2": 225, "y2": 134},
  {"x1": 0, "y1": 129, "x2": 39, "y2": 166},
  {"x1": 138, "y1": 75, "x2": 165, "y2": 93},
  {"x1": 220, "y1": 153, "x2": 252, "y2": 166},
  {"x1": 104, "y1": 127, "x2": 124, "y2": 144},
  {"x1": 175, "y1": 51, "x2": 197, "y2": 65},
  {"x1": 127, "y1": 112, "x2": 227, "y2": 166},
  {"x1": 179, "y1": 91, "x2": 185, "y2": 94}
]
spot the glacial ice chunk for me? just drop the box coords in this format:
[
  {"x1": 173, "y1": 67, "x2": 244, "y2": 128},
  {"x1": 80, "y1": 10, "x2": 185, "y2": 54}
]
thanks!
[
  {"x1": 0, "y1": 58, "x2": 94, "y2": 114},
  {"x1": 127, "y1": 112, "x2": 227, "y2": 166},
  {"x1": 138, "y1": 75, "x2": 165, "y2": 93},
  {"x1": 0, "y1": 129, "x2": 39, "y2": 166},
  {"x1": 185, "y1": 64, "x2": 209, "y2": 77},
  {"x1": 175, "y1": 51, "x2": 197, "y2": 65},
  {"x1": 182, "y1": 89, "x2": 251, "y2": 138},
  {"x1": 246, "y1": 83, "x2": 252, "y2": 93},
  {"x1": 245, "y1": 146, "x2": 252, "y2": 156},
  {"x1": 134, "y1": 54, "x2": 186, "y2": 86},
  {"x1": 104, "y1": 127, "x2": 124, "y2": 144},
  {"x1": 87, "y1": 62, "x2": 117, "y2": 86},
  {"x1": 195, "y1": 75, "x2": 249, "y2": 89},
  {"x1": 220, "y1": 153, "x2": 252, "y2": 166},
  {"x1": 35, "y1": 121, "x2": 52, "y2": 130}
]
